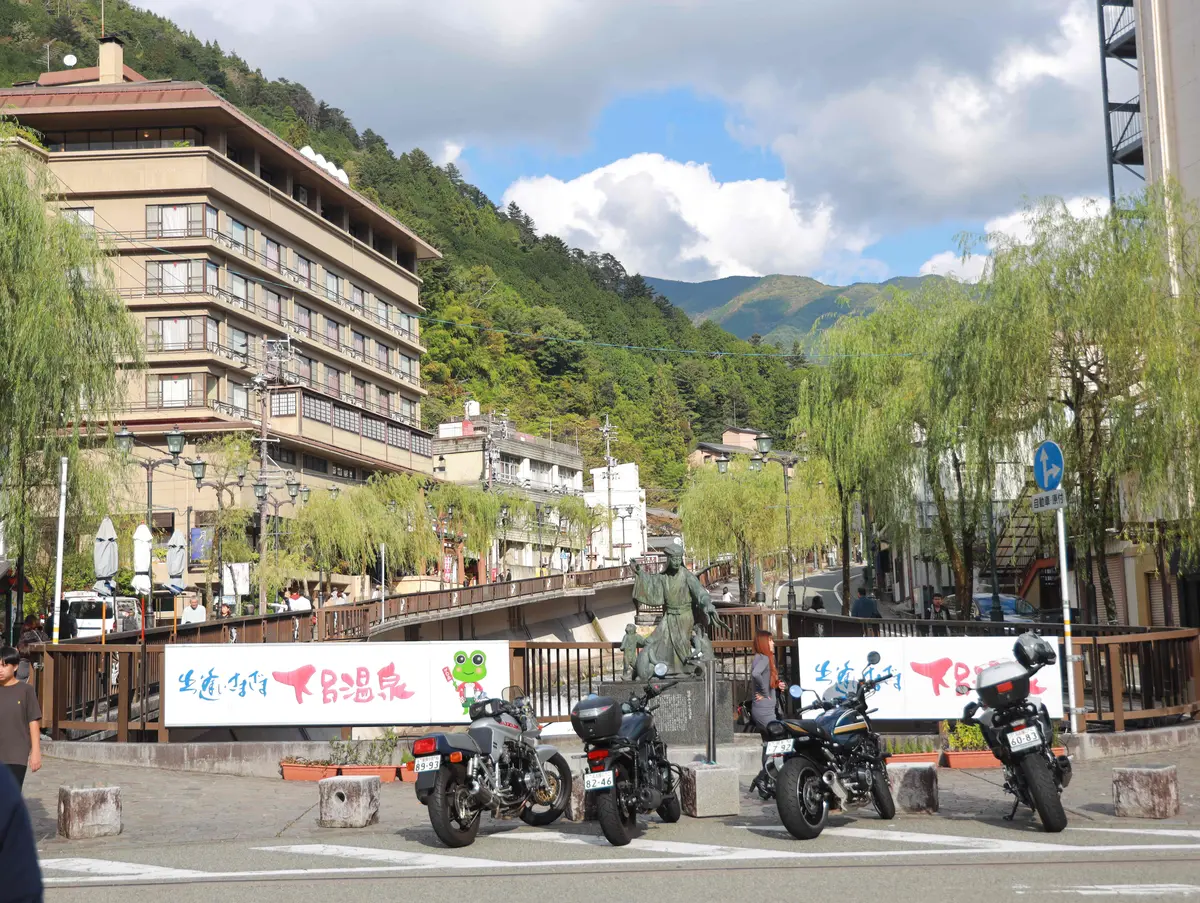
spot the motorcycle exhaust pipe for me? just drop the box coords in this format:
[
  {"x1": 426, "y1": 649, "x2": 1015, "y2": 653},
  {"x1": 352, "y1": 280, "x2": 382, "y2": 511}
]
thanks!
[{"x1": 822, "y1": 771, "x2": 836, "y2": 786}]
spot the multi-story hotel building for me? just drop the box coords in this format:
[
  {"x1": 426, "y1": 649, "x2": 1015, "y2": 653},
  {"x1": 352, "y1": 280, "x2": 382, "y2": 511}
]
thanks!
[{"x1": 1, "y1": 37, "x2": 438, "y2": 584}]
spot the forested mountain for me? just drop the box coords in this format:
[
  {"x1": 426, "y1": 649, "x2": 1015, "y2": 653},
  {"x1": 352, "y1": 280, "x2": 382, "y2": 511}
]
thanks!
[
  {"x1": 0, "y1": 0, "x2": 806, "y2": 499},
  {"x1": 646, "y1": 274, "x2": 941, "y2": 347}
]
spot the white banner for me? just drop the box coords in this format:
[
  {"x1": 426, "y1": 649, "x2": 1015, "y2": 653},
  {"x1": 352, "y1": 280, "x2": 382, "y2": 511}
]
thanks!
[
  {"x1": 163, "y1": 642, "x2": 512, "y2": 727},
  {"x1": 794, "y1": 637, "x2": 1064, "y2": 720}
]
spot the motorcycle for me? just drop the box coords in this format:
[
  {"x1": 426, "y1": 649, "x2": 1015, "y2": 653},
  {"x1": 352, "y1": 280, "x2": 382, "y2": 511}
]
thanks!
[
  {"x1": 570, "y1": 662, "x2": 682, "y2": 846},
  {"x1": 762, "y1": 651, "x2": 896, "y2": 839},
  {"x1": 412, "y1": 685, "x2": 572, "y2": 847},
  {"x1": 960, "y1": 632, "x2": 1072, "y2": 833}
]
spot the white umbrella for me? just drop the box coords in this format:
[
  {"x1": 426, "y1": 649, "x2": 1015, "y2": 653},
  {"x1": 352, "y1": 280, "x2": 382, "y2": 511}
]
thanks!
[
  {"x1": 132, "y1": 523, "x2": 152, "y2": 596},
  {"x1": 93, "y1": 517, "x2": 118, "y2": 594},
  {"x1": 164, "y1": 529, "x2": 187, "y2": 593}
]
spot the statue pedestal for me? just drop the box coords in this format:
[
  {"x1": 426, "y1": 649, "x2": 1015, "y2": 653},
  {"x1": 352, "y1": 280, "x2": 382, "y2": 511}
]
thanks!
[{"x1": 599, "y1": 678, "x2": 733, "y2": 747}]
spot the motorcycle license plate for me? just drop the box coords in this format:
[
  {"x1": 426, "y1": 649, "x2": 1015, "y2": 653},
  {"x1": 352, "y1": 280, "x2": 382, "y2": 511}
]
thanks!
[
  {"x1": 1007, "y1": 727, "x2": 1041, "y2": 752},
  {"x1": 764, "y1": 740, "x2": 793, "y2": 756},
  {"x1": 414, "y1": 755, "x2": 441, "y2": 773},
  {"x1": 584, "y1": 770, "x2": 614, "y2": 791}
]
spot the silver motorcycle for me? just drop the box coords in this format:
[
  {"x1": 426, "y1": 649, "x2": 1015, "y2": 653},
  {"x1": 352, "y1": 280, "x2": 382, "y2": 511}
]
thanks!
[{"x1": 412, "y1": 685, "x2": 572, "y2": 847}]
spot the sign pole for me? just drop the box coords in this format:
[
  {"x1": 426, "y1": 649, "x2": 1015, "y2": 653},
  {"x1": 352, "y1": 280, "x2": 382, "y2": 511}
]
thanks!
[
  {"x1": 1056, "y1": 506, "x2": 1077, "y2": 734},
  {"x1": 51, "y1": 457, "x2": 68, "y2": 645}
]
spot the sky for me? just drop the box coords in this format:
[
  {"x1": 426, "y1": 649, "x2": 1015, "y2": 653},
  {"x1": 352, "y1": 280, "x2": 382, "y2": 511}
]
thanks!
[{"x1": 147, "y1": 0, "x2": 1140, "y2": 285}]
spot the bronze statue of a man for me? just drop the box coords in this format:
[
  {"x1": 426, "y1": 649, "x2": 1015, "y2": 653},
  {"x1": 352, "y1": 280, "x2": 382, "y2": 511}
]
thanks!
[{"x1": 632, "y1": 539, "x2": 724, "y2": 678}]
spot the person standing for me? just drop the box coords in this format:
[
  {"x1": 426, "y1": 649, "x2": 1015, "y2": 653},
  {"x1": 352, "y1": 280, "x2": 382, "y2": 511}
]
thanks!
[
  {"x1": 927, "y1": 591, "x2": 952, "y2": 637},
  {"x1": 180, "y1": 597, "x2": 207, "y2": 625},
  {"x1": 751, "y1": 630, "x2": 785, "y2": 731},
  {"x1": 721, "y1": 587, "x2": 733, "y2": 605},
  {"x1": 850, "y1": 585, "x2": 881, "y2": 619},
  {"x1": 0, "y1": 646, "x2": 41, "y2": 791}
]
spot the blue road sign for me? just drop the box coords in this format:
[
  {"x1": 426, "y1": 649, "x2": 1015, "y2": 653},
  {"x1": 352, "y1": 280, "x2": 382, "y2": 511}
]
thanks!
[{"x1": 1034, "y1": 440, "x2": 1064, "y2": 492}]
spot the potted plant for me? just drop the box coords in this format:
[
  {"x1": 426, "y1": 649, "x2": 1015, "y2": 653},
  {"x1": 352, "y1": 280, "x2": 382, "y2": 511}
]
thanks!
[
  {"x1": 942, "y1": 720, "x2": 999, "y2": 768},
  {"x1": 280, "y1": 756, "x2": 339, "y2": 781},
  {"x1": 1051, "y1": 722, "x2": 1067, "y2": 758},
  {"x1": 336, "y1": 729, "x2": 401, "y2": 782},
  {"x1": 884, "y1": 736, "x2": 940, "y2": 765},
  {"x1": 399, "y1": 746, "x2": 417, "y2": 783}
]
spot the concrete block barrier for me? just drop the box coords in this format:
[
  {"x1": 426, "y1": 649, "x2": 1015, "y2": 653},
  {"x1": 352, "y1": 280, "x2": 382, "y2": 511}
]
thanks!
[
  {"x1": 679, "y1": 763, "x2": 740, "y2": 817},
  {"x1": 318, "y1": 775, "x2": 380, "y2": 828},
  {"x1": 564, "y1": 765, "x2": 598, "y2": 822},
  {"x1": 1113, "y1": 764, "x2": 1180, "y2": 819},
  {"x1": 58, "y1": 786, "x2": 122, "y2": 839},
  {"x1": 887, "y1": 763, "x2": 939, "y2": 814}
]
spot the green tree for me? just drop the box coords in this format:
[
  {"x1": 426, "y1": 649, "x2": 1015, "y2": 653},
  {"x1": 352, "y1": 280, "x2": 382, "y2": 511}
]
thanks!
[
  {"x1": 0, "y1": 134, "x2": 142, "y2": 633},
  {"x1": 192, "y1": 434, "x2": 255, "y2": 608}
]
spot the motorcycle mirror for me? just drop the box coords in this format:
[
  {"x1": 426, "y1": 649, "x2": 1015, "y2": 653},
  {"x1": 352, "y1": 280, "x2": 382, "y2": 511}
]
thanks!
[
  {"x1": 653, "y1": 662, "x2": 669, "y2": 678},
  {"x1": 867, "y1": 651, "x2": 881, "y2": 666},
  {"x1": 788, "y1": 685, "x2": 803, "y2": 699},
  {"x1": 955, "y1": 684, "x2": 972, "y2": 696}
]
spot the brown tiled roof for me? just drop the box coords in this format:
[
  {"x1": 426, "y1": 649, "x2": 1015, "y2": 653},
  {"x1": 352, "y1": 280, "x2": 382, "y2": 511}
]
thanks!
[{"x1": 36, "y1": 65, "x2": 148, "y2": 87}]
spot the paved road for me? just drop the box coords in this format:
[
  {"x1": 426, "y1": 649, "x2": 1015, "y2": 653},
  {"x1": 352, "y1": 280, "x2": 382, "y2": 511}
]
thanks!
[{"x1": 33, "y1": 747, "x2": 1200, "y2": 901}]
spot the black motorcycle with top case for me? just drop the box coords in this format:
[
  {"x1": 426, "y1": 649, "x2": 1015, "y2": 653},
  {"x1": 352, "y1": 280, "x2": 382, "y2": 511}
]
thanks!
[
  {"x1": 570, "y1": 662, "x2": 682, "y2": 846},
  {"x1": 960, "y1": 632, "x2": 1072, "y2": 833},
  {"x1": 412, "y1": 685, "x2": 571, "y2": 848},
  {"x1": 764, "y1": 651, "x2": 896, "y2": 840}
]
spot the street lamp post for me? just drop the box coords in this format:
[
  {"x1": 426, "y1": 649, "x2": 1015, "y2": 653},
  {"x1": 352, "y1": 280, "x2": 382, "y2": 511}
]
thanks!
[
  {"x1": 115, "y1": 424, "x2": 186, "y2": 528},
  {"x1": 535, "y1": 502, "x2": 544, "y2": 574},
  {"x1": 188, "y1": 454, "x2": 247, "y2": 613},
  {"x1": 716, "y1": 454, "x2": 730, "y2": 475},
  {"x1": 617, "y1": 505, "x2": 634, "y2": 566}
]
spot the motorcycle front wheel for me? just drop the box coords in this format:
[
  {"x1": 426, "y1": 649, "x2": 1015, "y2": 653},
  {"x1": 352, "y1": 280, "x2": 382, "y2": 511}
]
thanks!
[
  {"x1": 596, "y1": 763, "x2": 638, "y2": 846},
  {"x1": 429, "y1": 764, "x2": 482, "y2": 848},
  {"x1": 1020, "y1": 754, "x2": 1067, "y2": 833},
  {"x1": 520, "y1": 752, "x2": 572, "y2": 827},
  {"x1": 870, "y1": 762, "x2": 895, "y2": 820},
  {"x1": 776, "y1": 755, "x2": 828, "y2": 840}
]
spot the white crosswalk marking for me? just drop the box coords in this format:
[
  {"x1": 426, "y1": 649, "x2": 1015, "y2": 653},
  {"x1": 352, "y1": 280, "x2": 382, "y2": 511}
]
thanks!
[
  {"x1": 254, "y1": 844, "x2": 503, "y2": 869},
  {"x1": 1016, "y1": 885, "x2": 1200, "y2": 897},
  {"x1": 494, "y1": 830, "x2": 784, "y2": 858},
  {"x1": 41, "y1": 858, "x2": 209, "y2": 879}
]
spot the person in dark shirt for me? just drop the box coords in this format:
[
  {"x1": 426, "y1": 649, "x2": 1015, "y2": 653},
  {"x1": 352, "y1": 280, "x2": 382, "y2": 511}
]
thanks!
[
  {"x1": 0, "y1": 647, "x2": 42, "y2": 790},
  {"x1": 850, "y1": 586, "x2": 882, "y2": 619},
  {"x1": 0, "y1": 763, "x2": 42, "y2": 902}
]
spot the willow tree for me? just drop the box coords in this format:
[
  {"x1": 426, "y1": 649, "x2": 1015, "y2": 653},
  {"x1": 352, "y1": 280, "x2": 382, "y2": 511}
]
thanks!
[
  {"x1": 679, "y1": 458, "x2": 784, "y2": 603},
  {"x1": 979, "y1": 188, "x2": 1200, "y2": 623},
  {"x1": 0, "y1": 133, "x2": 142, "y2": 632},
  {"x1": 193, "y1": 434, "x2": 255, "y2": 609},
  {"x1": 552, "y1": 495, "x2": 604, "y2": 568},
  {"x1": 366, "y1": 473, "x2": 440, "y2": 579}
]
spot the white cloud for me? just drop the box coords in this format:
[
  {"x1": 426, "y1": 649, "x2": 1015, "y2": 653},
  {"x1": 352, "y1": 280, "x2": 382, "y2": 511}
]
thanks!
[
  {"x1": 919, "y1": 194, "x2": 1109, "y2": 282},
  {"x1": 145, "y1": 0, "x2": 1109, "y2": 277},
  {"x1": 503, "y1": 153, "x2": 878, "y2": 281},
  {"x1": 434, "y1": 141, "x2": 464, "y2": 166}
]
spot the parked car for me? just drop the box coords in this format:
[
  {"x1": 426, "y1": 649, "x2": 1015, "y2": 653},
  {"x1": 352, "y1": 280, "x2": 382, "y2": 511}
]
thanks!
[{"x1": 967, "y1": 593, "x2": 1038, "y2": 623}]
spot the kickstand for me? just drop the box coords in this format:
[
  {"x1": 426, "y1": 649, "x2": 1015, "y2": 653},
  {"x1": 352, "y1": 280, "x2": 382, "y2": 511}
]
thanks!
[{"x1": 1003, "y1": 799, "x2": 1020, "y2": 822}]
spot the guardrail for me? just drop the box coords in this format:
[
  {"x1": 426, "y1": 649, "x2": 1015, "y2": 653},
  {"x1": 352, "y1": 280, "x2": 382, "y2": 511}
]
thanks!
[
  {"x1": 786, "y1": 609, "x2": 1153, "y2": 639},
  {"x1": 79, "y1": 565, "x2": 636, "y2": 646}
]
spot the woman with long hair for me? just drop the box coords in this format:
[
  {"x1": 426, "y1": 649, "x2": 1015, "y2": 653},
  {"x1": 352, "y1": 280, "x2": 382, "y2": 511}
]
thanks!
[{"x1": 751, "y1": 629, "x2": 785, "y2": 731}]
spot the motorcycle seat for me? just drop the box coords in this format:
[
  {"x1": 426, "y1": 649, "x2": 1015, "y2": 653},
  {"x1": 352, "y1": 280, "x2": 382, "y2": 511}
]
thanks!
[{"x1": 781, "y1": 719, "x2": 832, "y2": 742}]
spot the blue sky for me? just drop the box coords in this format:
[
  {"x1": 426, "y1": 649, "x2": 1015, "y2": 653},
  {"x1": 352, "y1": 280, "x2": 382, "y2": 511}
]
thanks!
[{"x1": 156, "y1": 0, "x2": 1116, "y2": 286}]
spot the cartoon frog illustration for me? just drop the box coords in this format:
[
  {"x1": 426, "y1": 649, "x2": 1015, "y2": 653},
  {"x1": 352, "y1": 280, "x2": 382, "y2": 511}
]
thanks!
[{"x1": 452, "y1": 649, "x2": 487, "y2": 713}]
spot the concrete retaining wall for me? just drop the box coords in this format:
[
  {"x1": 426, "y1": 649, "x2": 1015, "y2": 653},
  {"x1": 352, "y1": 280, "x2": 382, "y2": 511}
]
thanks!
[{"x1": 1062, "y1": 719, "x2": 1200, "y2": 761}]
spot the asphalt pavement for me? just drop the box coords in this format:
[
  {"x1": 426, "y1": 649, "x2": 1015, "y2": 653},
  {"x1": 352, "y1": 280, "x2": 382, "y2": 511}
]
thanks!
[{"x1": 32, "y1": 746, "x2": 1200, "y2": 902}]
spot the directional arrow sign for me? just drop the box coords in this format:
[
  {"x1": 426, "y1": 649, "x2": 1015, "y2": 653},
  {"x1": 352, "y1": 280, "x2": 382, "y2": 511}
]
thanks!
[{"x1": 1034, "y1": 440, "x2": 1064, "y2": 493}]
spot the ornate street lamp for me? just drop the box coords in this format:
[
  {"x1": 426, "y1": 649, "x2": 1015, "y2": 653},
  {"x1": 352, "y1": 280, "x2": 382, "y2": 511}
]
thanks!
[
  {"x1": 164, "y1": 425, "x2": 185, "y2": 462},
  {"x1": 716, "y1": 455, "x2": 730, "y2": 475},
  {"x1": 749, "y1": 454, "x2": 763, "y2": 473},
  {"x1": 329, "y1": 486, "x2": 341, "y2": 501},
  {"x1": 190, "y1": 458, "x2": 207, "y2": 487},
  {"x1": 755, "y1": 433, "x2": 774, "y2": 455},
  {"x1": 299, "y1": 486, "x2": 311, "y2": 504},
  {"x1": 114, "y1": 424, "x2": 134, "y2": 455},
  {"x1": 253, "y1": 479, "x2": 269, "y2": 502},
  {"x1": 285, "y1": 471, "x2": 301, "y2": 500}
]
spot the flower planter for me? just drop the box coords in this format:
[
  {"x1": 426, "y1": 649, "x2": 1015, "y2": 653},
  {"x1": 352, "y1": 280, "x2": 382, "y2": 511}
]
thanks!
[
  {"x1": 399, "y1": 764, "x2": 417, "y2": 783},
  {"x1": 280, "y1": 763, "x2": 339, "y2": 781},
  {"x1": 339, "y1": 765, "x2": 398, "y2": 783},
  {"x1": 1052, "y1": 747, "x2": 1067, "y2": 757},
  {"x1": 886, "y1": 752, "x2": 941, "y2": 765},
  {"x1": 944, "y1": 750, "x2": 1000, "y2": 769}
]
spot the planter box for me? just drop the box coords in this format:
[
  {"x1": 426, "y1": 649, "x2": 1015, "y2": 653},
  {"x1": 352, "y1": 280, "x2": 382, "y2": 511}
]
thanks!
[
  {"x1": 339, "y1": 765, "x2": 398, "y2": 783},
  {"x1": 399, "y1": 764, "x2": 417, "y2": 783},
  {"x1": 886, "y1": 753, "x2": 941, "y2": 765},
  {"x1": 1052, "y1": 747, "x2": 1067, "y2": 757},
  {"x1": 281, "y1": 763, "x2": 339, "y2": 781},
  {"x1": 944, "y1": 750, "x2": 1000, "y2": 769}
]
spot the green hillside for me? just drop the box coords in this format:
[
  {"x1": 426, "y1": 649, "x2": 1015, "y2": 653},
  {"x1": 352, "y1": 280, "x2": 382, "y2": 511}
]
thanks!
[
  {"x1": 646, "y1": 273, "x2": 942, "y2": 346},
  {"x1": 0, "y1": 0, "x2": 808, "y2": 499}
]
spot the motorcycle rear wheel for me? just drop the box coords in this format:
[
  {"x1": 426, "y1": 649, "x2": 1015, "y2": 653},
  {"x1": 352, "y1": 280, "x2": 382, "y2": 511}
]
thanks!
[
  {"x1": 520, "y1": 752, "x2": 572, "y2": 827},
  {"x1": 1020, "y1": 754, "x2": 1067, "y2": 833},
  {"x1": 596, "y1": 764, "x2": 638, "y2": 846},
  {"x1": 429, "y1": 765, "x2": 481, "y2": 848},
  {"x1": 870, "y1": 763, "x2": 896, "y2": 820},
  {"x1": 776, "y1": 755, "x2": 828, "y2": 840}
]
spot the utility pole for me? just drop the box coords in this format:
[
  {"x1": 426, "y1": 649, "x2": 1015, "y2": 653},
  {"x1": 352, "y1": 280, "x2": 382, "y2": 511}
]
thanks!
[
  {"x1": 600, "y1": 415, "x2": 616, "y2": 566},
  {"x1": 254, "y1": 339, "x2": 289, "y2": 615}
]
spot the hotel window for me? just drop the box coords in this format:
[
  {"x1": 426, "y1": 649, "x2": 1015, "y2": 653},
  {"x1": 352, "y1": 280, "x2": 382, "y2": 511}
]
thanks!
[
  {"x1": 265, "y1": 238, "x2": 282, "y2": 272},
  {"x1": 303, "y1": 454, "x2": 328, "y2": 474},
  {"x1": 296, "y1": 305, "x2": 312, "y2": 336},
  {"x1": 325, "y1": 317, "x2": 340, "y2": 347},
  {"x1": 378, "y1": 388, "x2": 391, "y2": 415},
  {"x1": 301, "y1": 395, "x2": 331, "y2": 424},
  {"x1": 332, "y1": 405, "x2": 360, "y2": 433},
  {"x1": 331, "y1": 463, "x2": 356, "y2": 480},
  {"x1": 295, "y1": 354, "x2": 313, "y2": 383},
  {"x1": 265, "y1": 290, "x2": 282, "y2": 323},
  {"x1": 352, "y1": 331, "x2": 366, "y2": 357},
  {"x1": 158, "y1": 317, "x2": 189, "y2": 351},
  {"x1": 325, "y1": 271, "x2": 340, "y2": 302},
  {"x1": 275, "y1": 446, "x2": 297, "y2": 465},
  {"x1": 205, "y1": 261, "x2": 219, "y2": 292},
  {"x1": 228, "y1": 218, "x2": 251, "y2": 254},
  {"x1": 387, "y1": 424, "x2": 409, "y2": 449},
  {"x1": 377, "y1": 342, "x2": 390, "y2": 370},
  {"x1": 295, "y1": 255, "x2": 311, "y2": 286},
  {"x1": 228, "y1": 273, "x2": 248, "y2": 306},
  {"x1": 62, "y1": 207, "x2": 95, "y2": 228},
  {"x1": 272, "y1": 393, "x2": 297, "y2": 417},
  {"x1": 363, "y1": 417, "x2": 385, "y2": 443},
  {"x1": 354, "y1": 378, "x2": 367, "y2": 403},
  {"x1": 146, "y1": 259, "x2": 197, "y2": 294},
  {"x1": 351, "y1": 285, "x2": 365, "y2": 309},
  {"x1": 413, "y1": 434, "x2": 432, "y2": 457},
  {"x1": 327, "y1": 367, "x2": 342, "y2": 396},
  {"x1": 206, "y1": 204, "x2": 218, "y2": 236},
  {"x1": 207, "y1": 317, "x2": 219, "y2": 349},
  {"x1": 230, "y1": 382, "x2": 249, "y2": 414},
  {"x1": 146, "y1": 203, "x2": 204, "y2": 238},
  {"x1": 376, "y1": 298, "x2": 390, "y2": 326},
  {"x1": 158, "y1": 375, "x2": 191, "y2": 407},
  {"x1": 397, "y1": 397, "x2": 416, "y2": 422},
  {"x1": 229, "y1": 326, "x2": 249, "y2": 359}
]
